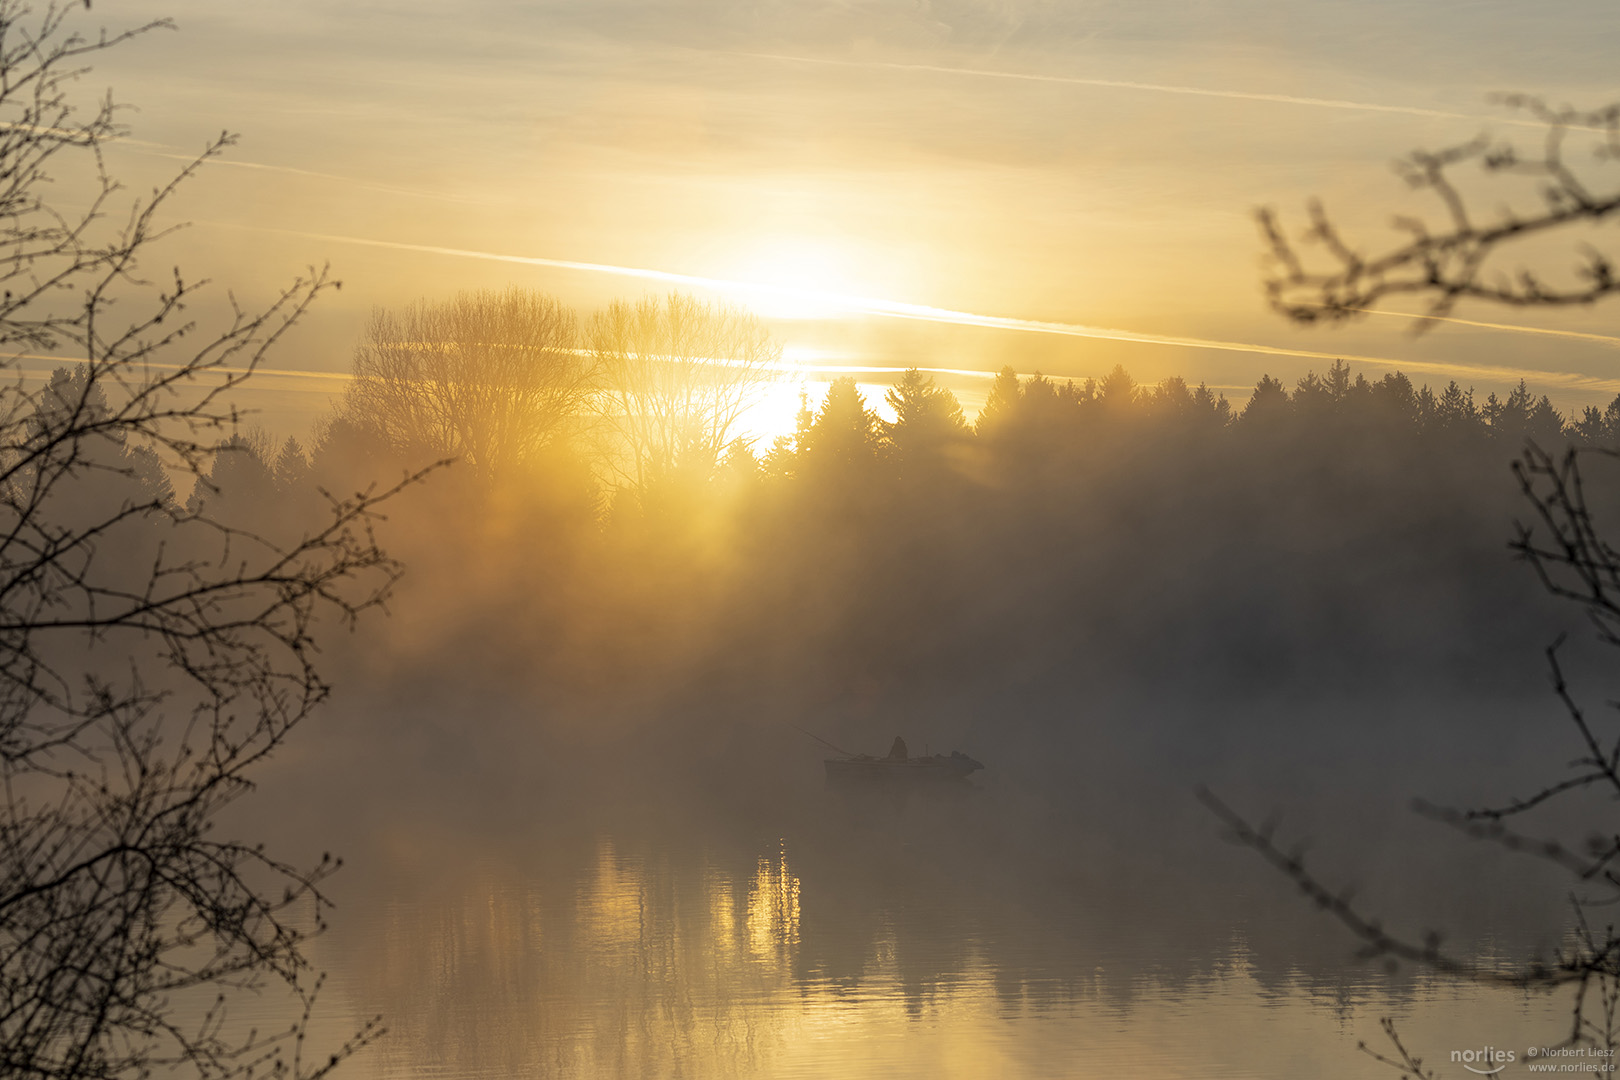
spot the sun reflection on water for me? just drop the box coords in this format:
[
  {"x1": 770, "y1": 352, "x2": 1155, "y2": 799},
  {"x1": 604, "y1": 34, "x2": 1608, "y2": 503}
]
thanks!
[
  {"x1": 313, "y1": 829, "x2": 1575, "y2": 1080},
  {"x1": 577, "y1": 840, "x2": 645, "y2": 957},
  {"x1": 747, "y1": 841, "x2": 802, "y2": 961}
]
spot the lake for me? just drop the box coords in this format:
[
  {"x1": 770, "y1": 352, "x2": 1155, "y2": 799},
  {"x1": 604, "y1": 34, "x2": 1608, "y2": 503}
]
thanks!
[{"x1": 243, "y1": 690, "x2": 1595, "y2": 1079}]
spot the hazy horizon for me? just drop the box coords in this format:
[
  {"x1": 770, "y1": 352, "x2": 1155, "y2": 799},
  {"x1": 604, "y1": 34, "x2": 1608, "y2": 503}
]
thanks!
[
  {"x1": 11, "y1": 6, "x2": 1620, "y2": 1079},
  {"x1": 53, "y1": 0, "x2": 1620, "y2": 445}
]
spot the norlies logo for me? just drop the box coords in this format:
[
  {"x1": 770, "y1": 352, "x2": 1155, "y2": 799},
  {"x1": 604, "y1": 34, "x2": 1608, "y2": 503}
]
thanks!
[{"x1": 1452, "y1": 1047, "x2": 1517, "y2": 1075}]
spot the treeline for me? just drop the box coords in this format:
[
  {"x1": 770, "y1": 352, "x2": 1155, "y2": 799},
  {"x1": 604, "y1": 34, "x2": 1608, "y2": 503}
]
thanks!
[
  {"x1": 173, "y1": 356, "x2": 1609, "y2": 525},
  {"x1": 971, "y1": 360, "x2": 1593, "y2": 445},
  {"x1": 171, "y1": 288, "x2": 1617, "y2": 524},
  {"x1": 739, "y1": 361, "x2": 1598, "y2": 491},
  {"x1": 32, "y1": 290, "x2": 1606, "y2": 773}
]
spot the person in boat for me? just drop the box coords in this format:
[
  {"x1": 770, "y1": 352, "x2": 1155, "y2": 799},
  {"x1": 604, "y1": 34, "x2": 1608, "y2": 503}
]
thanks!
[{"x1": 887, "y1": 735, "x2": 907, "y2": 762}]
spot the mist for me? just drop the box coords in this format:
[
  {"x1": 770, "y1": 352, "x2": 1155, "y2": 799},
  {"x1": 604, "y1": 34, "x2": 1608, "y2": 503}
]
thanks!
[
  {"x1": 10, "y1": 2, "x2": 1620, "y2": 1075},
  {"x1": 147, "y1": 329, "x2": 1618, "y2": 1077}
]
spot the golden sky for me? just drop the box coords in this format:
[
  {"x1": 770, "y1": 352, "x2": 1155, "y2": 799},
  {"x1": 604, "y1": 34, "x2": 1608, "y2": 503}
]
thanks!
[{"x1": 81, "y1": 1, "x2": 1620, "y2": 437}]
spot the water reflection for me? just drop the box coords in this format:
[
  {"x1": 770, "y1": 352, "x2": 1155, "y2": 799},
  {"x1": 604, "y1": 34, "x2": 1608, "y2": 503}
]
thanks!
[
  {"x1": 749, "y1": 841, "x2": 802, "y2": 961},
  {"x1": 259, "y1": 692, "x2": 1600, "y2": 1080},
  {"x1": 342, "y1": 837, "x2": 811, "y2": 1078},
  {"x1": 314, "y1": 808, "x2": 1571, "y2": 1080}
]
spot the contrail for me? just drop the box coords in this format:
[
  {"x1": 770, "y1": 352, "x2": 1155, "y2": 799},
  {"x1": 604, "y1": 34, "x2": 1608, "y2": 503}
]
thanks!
[
  {"x1": 4, "y1": 354, "x2": 350, "y2": 385},
  {"x1": 215, "y1": 223, "x2": 1620, "y2": 396},
  {"x1": 128, "y1": 147, "x2": 478, "y2": 204},
  {"x1": 779, "y1": 363, "x2": 999, "y2": 380},
  {"x1": 86, "y1": 59, "x2": 1558, "y2": 212},
  {"x1": 742, "y1": 52, "x2": 1561, "y2": 130},
  {"x1": 92, "y1": 131, "x2": 474, "y2": 204},
  {"x1": 1360, "y1": 307, "x2": 1620, "y2": 348}
]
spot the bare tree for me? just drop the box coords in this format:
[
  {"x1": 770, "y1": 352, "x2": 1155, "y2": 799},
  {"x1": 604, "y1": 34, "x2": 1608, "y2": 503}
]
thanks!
[
  {"x1": 590, "y1": 292, "x2": 780, "y2": 490},
  {"x1": 1224, "y1": 95, "x2": 1620, "y2": 1068},
  {"x1": 0, "y1": 6, "x2": 420, "y2": 1077},
  {"x1": 1260, "y1": 96, "x2": 1620, "y2": 325},
  {"x1": 341, "y1": 288, "x2": 590, "y2": 476},
  {"x1": 1201, "y1": 455, "x2": 1620, "y2": 1049}
]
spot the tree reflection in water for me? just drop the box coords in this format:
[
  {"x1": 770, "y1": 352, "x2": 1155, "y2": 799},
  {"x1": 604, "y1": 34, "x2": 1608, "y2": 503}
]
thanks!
[{"x1": 304, "y1": 780, "x2": 1572, "y2": 1080}]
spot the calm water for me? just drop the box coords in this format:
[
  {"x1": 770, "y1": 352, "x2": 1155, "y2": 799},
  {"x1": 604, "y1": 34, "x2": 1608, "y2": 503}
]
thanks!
[
  {"x1": 247, "y1": 697, "x2": 1591, "y2": 1080},
  {"x1": 310, "y1": 837, "x2": 1566, "y2": 1080}
]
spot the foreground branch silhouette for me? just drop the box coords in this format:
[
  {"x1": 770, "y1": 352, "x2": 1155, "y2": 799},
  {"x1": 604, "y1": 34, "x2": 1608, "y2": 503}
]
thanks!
[
  {"x1": 1260, "y1": 96, "x2": 1620, "y2": 325},
  {"x1": 1233, "y1": 95, "x2": 1620, "y2": 1067},
  {"x1": 0, "y1": 6, "x2": 419, "y2": 1077}
]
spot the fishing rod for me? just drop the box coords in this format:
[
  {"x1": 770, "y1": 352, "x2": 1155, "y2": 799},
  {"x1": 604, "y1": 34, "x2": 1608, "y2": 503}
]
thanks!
[{"x1": 791, "y1": 724, "x2": 855, "y2": 758}]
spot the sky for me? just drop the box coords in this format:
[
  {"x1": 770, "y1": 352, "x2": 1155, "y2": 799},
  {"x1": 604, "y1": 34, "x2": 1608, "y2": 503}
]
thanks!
[{"x1": 61, "y1": 0, "x2": 1620, "y2": 438}]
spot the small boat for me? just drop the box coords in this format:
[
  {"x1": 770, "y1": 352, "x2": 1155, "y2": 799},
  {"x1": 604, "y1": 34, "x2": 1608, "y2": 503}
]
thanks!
[{"x1": 823, "y1": 749, "x2": 984, "y2": 785}]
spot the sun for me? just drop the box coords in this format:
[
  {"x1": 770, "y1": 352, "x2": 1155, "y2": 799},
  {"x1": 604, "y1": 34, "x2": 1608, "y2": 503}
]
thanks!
[{"x1": 720, "y1": 237, "x2": 861, "y2": 320}]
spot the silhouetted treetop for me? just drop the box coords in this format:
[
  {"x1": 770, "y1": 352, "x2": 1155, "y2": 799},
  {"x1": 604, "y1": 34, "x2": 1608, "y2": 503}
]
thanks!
[
  {"x1": 1242, "y1": 374, "x2": 1289, "y2": 426},
  {"x1": 884, "y1": 368, "x2": 967, "y2": 474},
  {"x1": 975, "y1": 366, "x2": 1023, "y2": 439},
  {"x1": 591, "y1": 292, "x2": 780, "y2": 490},
  {"x1": 342, "y1": 288, "x2": 589, "y2": 477},
  {"x1": 801, "y1": 376, "x2": 882, "y2": 473},
  {"x1": 1097, "y1": 365, "x2": 1138, "y2": 413}
]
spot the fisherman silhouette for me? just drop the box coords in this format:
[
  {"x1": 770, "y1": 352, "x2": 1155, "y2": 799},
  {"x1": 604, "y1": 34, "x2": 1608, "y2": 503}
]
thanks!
[{"x1": 887, "y1": 736, "x2": 908, "y2": 761}]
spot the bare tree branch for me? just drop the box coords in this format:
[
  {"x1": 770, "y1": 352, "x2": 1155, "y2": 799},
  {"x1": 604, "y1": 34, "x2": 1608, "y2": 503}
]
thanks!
[
  {"x1": 1260, "y1": 97, "x2": 1620, "y2": 326},
  {"x1": 590, "y1": 292, "x2": 780, "y2": 492},
  {"x1": 0, "y1": 6, "x2": 422, "y2": 1077}
]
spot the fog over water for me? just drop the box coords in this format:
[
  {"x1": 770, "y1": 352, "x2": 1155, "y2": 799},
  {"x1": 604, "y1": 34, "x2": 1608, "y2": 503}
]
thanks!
[
  {"x1": 7, "y1": 4, "x2": 1620, "y2": 1078},
  {"x1": 183, "y1": 367, "x2": 1620, "y2": 1079},
  {"x1": 242, "y1": 688, "x2": 1587, "y2": 1079}
]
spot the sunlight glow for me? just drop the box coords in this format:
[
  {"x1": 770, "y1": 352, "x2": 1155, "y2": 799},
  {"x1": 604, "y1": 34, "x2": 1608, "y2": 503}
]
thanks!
[
  {"x1": 724, "y1": 238, "x2": 859, "y2": 320},
  {"x1": 738, "y1": 379, "x2": 811, "y2": 447},
  {"x1": 254, "y1": 226, "x2": 1620, "y2": 398}
]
